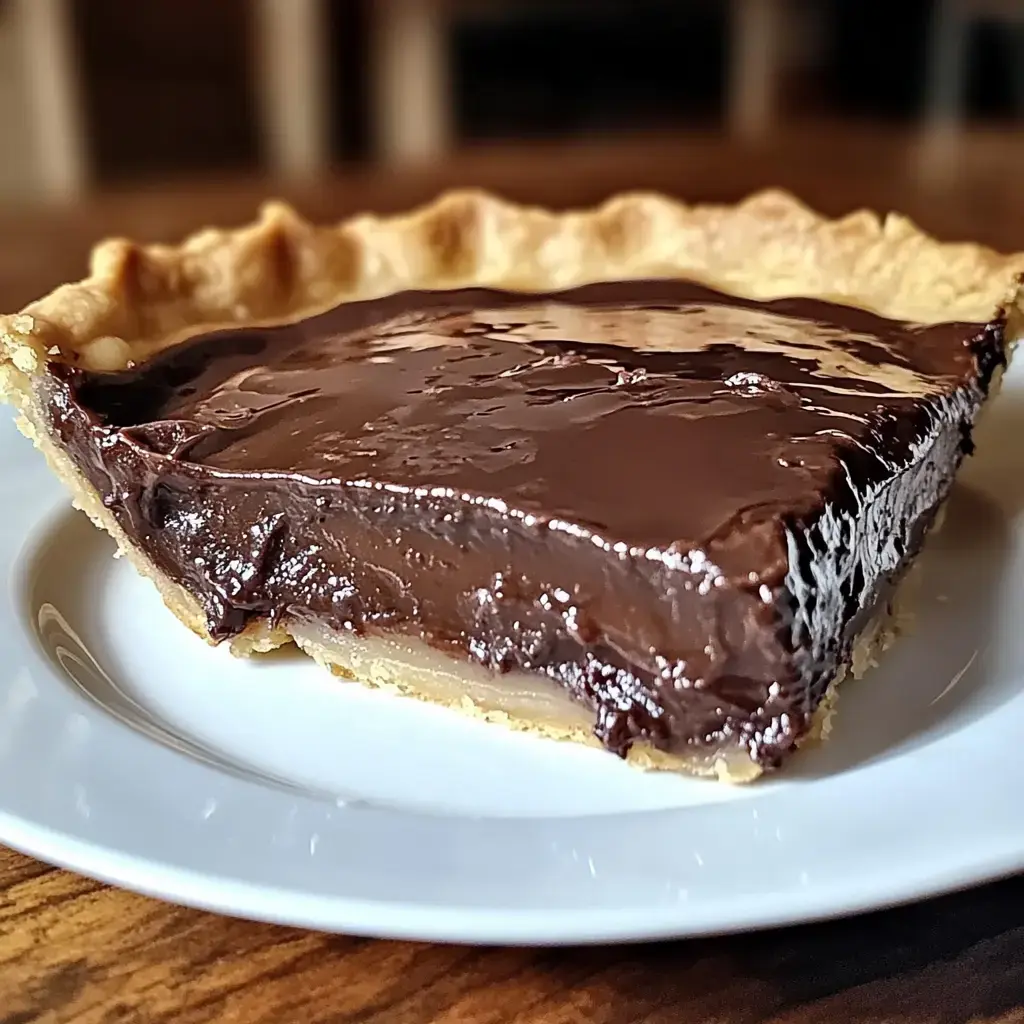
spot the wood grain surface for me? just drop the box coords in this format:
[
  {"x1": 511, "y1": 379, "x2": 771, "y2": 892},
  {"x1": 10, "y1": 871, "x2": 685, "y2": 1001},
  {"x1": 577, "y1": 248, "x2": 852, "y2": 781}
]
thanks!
[
  {"x1": 4, "y1": 846, "x2": 1024, "y2": 1024},
  {"x1": 2, "y1": 127, "x2": 1024, "y2": 1023}
]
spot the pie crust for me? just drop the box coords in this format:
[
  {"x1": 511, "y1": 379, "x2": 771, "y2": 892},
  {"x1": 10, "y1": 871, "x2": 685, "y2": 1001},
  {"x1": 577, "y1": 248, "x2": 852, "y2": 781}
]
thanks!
[{"x1": 3, "y1": 188, "x2": 1022, "y2": 781}]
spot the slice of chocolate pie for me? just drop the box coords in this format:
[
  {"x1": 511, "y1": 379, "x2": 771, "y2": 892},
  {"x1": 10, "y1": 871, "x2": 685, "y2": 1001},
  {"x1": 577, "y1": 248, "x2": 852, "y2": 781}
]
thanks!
[{"x1": 2, "y1": 190, "x2": 1020, "y2": 781}]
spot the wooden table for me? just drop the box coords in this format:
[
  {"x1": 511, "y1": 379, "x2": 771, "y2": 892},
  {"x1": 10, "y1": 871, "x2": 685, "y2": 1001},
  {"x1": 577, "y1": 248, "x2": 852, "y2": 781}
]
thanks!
[
  {"x1": 4, "y1": 847, "x2": 1024, "y2": 1024},
  {"x1": 3, "y1": 129, "x2": 1024, "y2": 1023}
]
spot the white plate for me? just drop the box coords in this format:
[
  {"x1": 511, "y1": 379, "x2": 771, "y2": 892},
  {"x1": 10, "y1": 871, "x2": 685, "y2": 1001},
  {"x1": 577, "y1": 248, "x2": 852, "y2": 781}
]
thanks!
[{"x1": 2, "y1": 363, "x2": 1024, "y2": 947}]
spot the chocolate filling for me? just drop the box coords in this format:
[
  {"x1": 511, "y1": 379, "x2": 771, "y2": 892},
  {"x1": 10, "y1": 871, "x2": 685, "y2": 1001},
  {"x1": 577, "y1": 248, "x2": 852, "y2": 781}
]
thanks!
[{"x1": 39, "y1": 280, "x2": 1005, "y2": 769}]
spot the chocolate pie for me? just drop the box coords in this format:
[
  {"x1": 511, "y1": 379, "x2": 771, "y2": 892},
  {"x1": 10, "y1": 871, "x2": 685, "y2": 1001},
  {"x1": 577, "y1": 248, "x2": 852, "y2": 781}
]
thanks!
[{"x1": 2, "y1": 190, "x2": 1020, "y2": 781}]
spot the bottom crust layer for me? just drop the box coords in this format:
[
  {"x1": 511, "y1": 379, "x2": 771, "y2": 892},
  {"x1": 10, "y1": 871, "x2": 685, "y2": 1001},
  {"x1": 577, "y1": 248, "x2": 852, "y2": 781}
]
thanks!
[
  {"x1": 290, "y1": 598, "x2": 911, "y2": 782},
  {"x1": 8, "y1": 369, "x2": 918, "y2": 783}
]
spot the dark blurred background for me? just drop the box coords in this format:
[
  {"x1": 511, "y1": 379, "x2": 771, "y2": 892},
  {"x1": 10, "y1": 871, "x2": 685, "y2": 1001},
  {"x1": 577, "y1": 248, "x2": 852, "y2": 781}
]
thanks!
[
  {"x1": 2, "y1": 0, "x2": 1023, "y2": 306},
  {"x1": 52, "y1": 0, "x2": 1024, "y2": 179}
]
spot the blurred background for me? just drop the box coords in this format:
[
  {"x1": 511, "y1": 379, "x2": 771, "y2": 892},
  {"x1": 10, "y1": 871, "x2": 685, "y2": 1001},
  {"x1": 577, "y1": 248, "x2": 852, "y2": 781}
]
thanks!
[{"x1": 1, "y1": 0, "x2": 1023, "y2": 307}]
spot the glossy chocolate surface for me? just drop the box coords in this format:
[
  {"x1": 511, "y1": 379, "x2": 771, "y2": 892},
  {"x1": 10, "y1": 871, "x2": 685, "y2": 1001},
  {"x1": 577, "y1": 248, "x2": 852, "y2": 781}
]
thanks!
[{"x1": 41, "y1": 280, "x2": 1005, "y2": 768}]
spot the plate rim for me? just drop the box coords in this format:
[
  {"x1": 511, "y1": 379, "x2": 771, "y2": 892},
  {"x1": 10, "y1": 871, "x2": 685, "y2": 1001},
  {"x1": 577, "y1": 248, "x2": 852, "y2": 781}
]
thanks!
[{"x1": 3, "y1": 809, "x2": 1024, "y2": 945}]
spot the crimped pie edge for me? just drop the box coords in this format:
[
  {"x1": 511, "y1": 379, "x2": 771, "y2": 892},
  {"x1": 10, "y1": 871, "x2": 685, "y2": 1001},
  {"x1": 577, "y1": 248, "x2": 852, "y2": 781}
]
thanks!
[{"x1": 2, "y1": 187, "x2": 1024, "y2": 378}]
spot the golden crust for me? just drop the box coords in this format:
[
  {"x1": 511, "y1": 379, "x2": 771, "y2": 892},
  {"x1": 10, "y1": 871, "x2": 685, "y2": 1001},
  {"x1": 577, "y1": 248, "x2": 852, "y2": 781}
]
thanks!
[{"x1": 2, "y1": 188, "x2": 1024, "y2": 378}]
